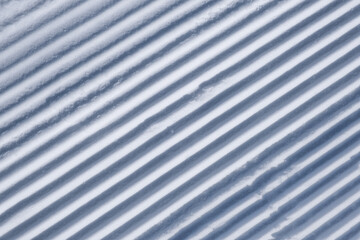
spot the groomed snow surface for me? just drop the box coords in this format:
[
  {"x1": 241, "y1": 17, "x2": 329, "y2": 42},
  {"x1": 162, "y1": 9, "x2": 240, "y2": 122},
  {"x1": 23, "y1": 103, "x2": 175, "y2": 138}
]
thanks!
[{"x1": 0, "y1": 0, "x2": 360, "y2": 239}]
